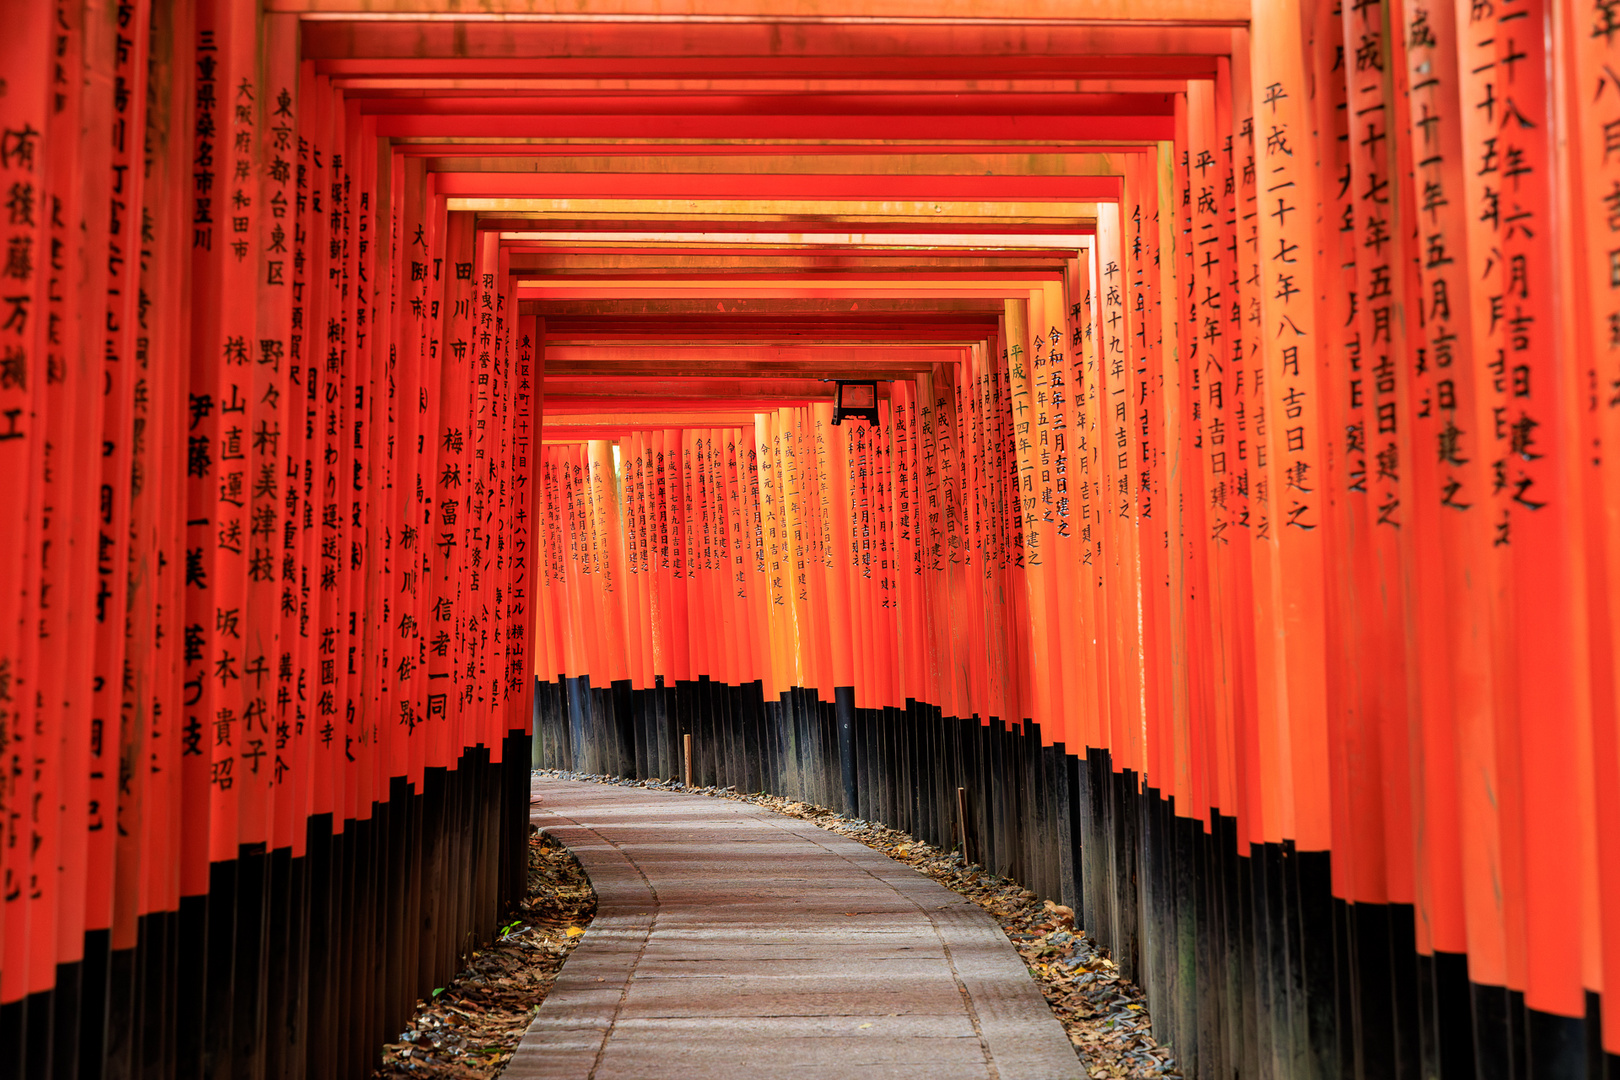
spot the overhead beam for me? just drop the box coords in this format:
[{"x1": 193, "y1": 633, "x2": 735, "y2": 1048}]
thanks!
[
  {"x1": 479, "y1": 214, "x2": 1098, "y2": 236},
  {"x1": 334, "y1": 76, "x2": 1198, "y2": 94},
  {"x1": 505, "y1": 248, "x2": 1082, "y2": 268},
  {"x1": 416, "y1": 150, "x2": 1128, "y2": 170},
  {"x1": 430, "y1": 172, "x2": 1121, "y2": 201},
  {"x1": 297, "y1": 22, "x2": 1243, "y2": 60},
  {"x1": 545, "y1": 396, "x2": 834, "y2": 413},
  {"x1": 542, "y1": 378, "x2": 837, "y2": 399},
  {"x1": 380, "y1": 113, "x2": 1171, "y2": 140},
  {"x1": 539, "y1": 359, "x2": 949, "y2": 378},
  {"x1": 518, "y1": 277, "x2": 1057, "y2": 300},
  {"x1": 360, "y1": 92, "x2": 1175, "y2": 115},
  {"x1": 543, "y1": 344, "x2": 968, "y2": 363},
  {"x1": 526, "y1": 297, "x2": 1007, "y2": 314}
]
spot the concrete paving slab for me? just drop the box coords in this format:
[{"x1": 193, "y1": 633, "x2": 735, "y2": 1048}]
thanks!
[
  {"x1": 615, "y1": 984, "x2": 972, "y2": 1017},
  {"x1": 506, "y1": 780, "x2": 1082, "y2": 1080},
  {"x1": 590, "y1": 1034, "x2": 988, "y2": 1072},
  {"x1": 605, "y1": 1013, "x2": 983, "y2": 1039},
  {"x1": 629, "y1": 956, "x2": 954, "y2": 978}
]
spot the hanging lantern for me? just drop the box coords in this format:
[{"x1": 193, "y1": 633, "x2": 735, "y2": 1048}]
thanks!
[{"x1": 831, "y1": 380, "x2": 879, "y2": 426}]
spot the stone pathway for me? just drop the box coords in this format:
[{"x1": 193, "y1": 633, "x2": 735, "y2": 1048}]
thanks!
[{"x1": 506, "y1": 779, "x2": 1081, "y2": 1080}]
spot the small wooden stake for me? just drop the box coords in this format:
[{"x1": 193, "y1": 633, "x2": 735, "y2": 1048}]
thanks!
[
  {"x1": 957, "y1": 786, "x2": 972, "y2": 864},
  {"x1": 683, "y1": 733, "x2": 693, "y2": 788}
]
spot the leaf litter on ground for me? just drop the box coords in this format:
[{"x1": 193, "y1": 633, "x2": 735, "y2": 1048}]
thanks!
[
  {"x1": 372, "y1": 829, "x2": 595, "y2": 1080},
  {"x1": 534, "y1": 768, "x2": 1182, "y2": 1080}
]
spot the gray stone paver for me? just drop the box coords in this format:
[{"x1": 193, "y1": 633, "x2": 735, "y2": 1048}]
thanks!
[{"x1": 504, "y1": 780, "x2": 1081, "y2": 1080}]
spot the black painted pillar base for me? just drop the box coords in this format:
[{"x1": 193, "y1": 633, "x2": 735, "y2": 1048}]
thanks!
[{"x1": 834, "y1": 685, "x2": 857, "y2": 817}]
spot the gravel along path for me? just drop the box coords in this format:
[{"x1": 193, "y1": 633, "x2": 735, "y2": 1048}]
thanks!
[{"x1": 373, "y1": 830, "x2": 597, "y2": 1080}]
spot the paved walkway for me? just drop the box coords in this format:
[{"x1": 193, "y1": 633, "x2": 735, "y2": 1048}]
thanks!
[{"x1": 506, "y1": 779, "x2": 1081, "y2": 1080}]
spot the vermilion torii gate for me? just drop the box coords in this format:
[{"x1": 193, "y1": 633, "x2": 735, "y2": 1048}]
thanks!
[{"x1": 0, "y1": 1, "x2": 1617, "y2": 1078}]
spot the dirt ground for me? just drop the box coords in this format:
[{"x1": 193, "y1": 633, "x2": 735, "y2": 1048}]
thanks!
[{"x1": 372, "y1": 830, "x2": 596, "y2": 1080}]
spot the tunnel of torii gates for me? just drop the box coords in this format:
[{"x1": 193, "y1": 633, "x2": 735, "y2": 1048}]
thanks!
[{"x1": 5, "y1": 0, "x2": 1620, "y2": 1077}]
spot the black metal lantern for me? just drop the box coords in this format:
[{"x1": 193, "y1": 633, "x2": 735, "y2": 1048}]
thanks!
[{"x1": 831, "y1": 380, "x2": 879, "y2": 426}]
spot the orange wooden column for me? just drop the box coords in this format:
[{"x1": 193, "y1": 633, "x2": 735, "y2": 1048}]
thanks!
[
  {"x1": 1129, "y1": 153, "x2": 1173, "y2": 795},
  {"x1": 0, "y1": 0, "x2": 51, "y2": 1004},
  {"x1": 1388, "y1": 0, "x2": 1473, "y2": 966},
  {"x1": 1305, "y1": 0, "x2": 1367, "y2": 905},
  {"x1": 40, "y1": 5, "x2": 92, "y2": 995},
  {"x1": 876, "y1": 399, "x2": 900, "y2": 711},
  {"x1": 589, "y1": 439, "x2": 630, "y2": 689},
  {"x1": 87, "y1": 0, "x2": 154, "y2": 954},
  {"x1": 535, "y1": 445, "x2": 560, "y2": 688},
  {"x1": 336, "y1": 96, "x2": 365, "y2": 825},
  {"x1": 978, "y1": 334, "x2": 1010, "y2": 728},
  {"x1": 941, "y1": 364, "x2": 976, "y2": 723},
  {"x1": 814, "y1": 403, "x2": 855, "y2": 696},
  {"x1": 1225, "y1": 27, "x2": 1266, "y2": 850},
  {"x1": 1095, "y1": 201, "x2": 1145, "y2": 775},
  {"x1": 683, "y1": 427, "x2": 707, "y2": 683},
  {"x1": 489, "y1": 250, "x2": 521, "y2": 753},
  {"x1": 1039, "y1": 280, "x2": 1082, "y2": 753},
  {"x1": 687, "y1": 430, "x2": 710, "y2": 685},
  {"x1": 889, "y1": 385, "x2": 920, "y2": 706},
  {"x1": 1565, "y1": 0, "x2": 1620, "y2": 1046},
  {"x1": 467, "y1": 228, "x2": 501, "y2": 744},
  {"x1": 1160, "y1": 114, "x2": 1210, "y2": 820},
  {"x1": 781, "y1": 409, "x2": 816, "y2": 696},
  {"x1": 646, "y1": 428, "x2": 667, "y2": 689},
  {"x1": 733, "y1": 424, "x2": 756, "y2": 690},
  {"x1": 743, "y1": 423, "x2": 772, "y2": 695},
  {"x1": 1342, "y1": 0, "x2": 1420, "y2": 912},
  {"x1": 915, "y1": 374, "x2": 948, "y2": 718},
  {"x1": 1187, "y1": 79, "x2": 1239, "y2": 821},
  {"x1": 696, "y1": 428, "x2": 720, "y2": 684},
  {"x1": 134, "y1": 0, "x2": 194, "y2": 937},
  {"x1": 342, "y1": 94, "x2": 372, "y2": 826},
  {"x1": 1065, "y1": 253, "x2": 1108, "y2": 757},
  {"x1": 1250, "y1": 0, "x2": 1332, "y2": 852},
  {"x1": 1003, "y1": 298, "x2": 1058, "y2": 736},
  {"x1": 1492, "y1": 0, "x2": 1593, "y2": 1026},
  {"x1": 389, "y1": 151, "x2": 428, "y2": 781},
  {"x1": 511, "y1": 312, "x2": 544, "y2": 737},
  {"x1": 757, "y1": 411, "x2": 789, "y2": 699},
  {"x1": 184, "y1": 0, "x2": 233, "y2": 868},
  {"x1": 1449, "y1": 0, "x2": 1525, "y2": 1000},
  {"x1": 959, "y1": 343, "x2": 991, "y2": 723},
  {"x1": 624, "y1": 431, "x2": 651, "y2": 691},
  {"x1": 638, "y1": 431, "x2": 659, "y2": 690},
  {"x1": 560, "y1": 445, "x2": 593, "y2": 687},
  {"x1": 844, "y1": 416, "x2": 873, "y2": 709},
  {"x1": 666, "y1": 426, "x2": 691, "y2": 687},
  {"x1": 304, "y1": 72, "x2": 338, "y2": 848},
  {"x1": 713, "y1": 426, "x2": 732, "y2": 685},
  {"x1": 255, "y1": 16, "x2": 305, "y2": 840}
]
